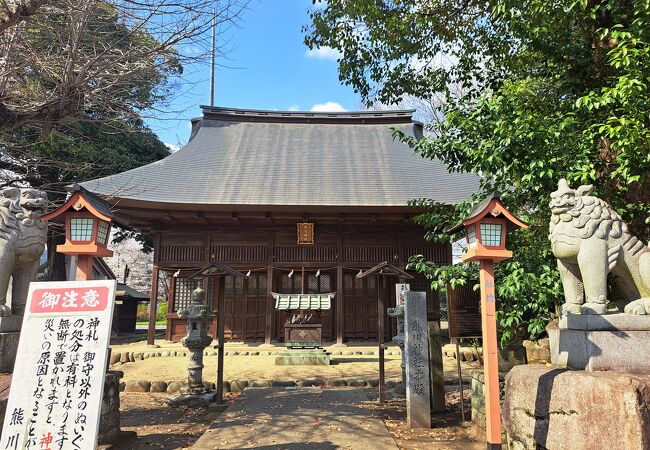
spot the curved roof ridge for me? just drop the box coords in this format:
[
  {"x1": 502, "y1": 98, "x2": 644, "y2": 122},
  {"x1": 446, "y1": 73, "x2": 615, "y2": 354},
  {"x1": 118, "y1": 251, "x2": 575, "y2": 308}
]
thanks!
[{"x1": 200, "y1": 105, "x2": 418, "y2": 125}]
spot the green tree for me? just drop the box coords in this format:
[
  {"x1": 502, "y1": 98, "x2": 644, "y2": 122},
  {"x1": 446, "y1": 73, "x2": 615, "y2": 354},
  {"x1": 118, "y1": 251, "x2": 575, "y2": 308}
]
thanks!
[
  {"x1": 0, "y1": 0, "x2": 184, "y2": 276},
  {"x1": 1, "y1": 120, "x2": 170, "y2": 277},
  {"x1": 307, "y1": 0, "x2": 650, "y2": 344}
]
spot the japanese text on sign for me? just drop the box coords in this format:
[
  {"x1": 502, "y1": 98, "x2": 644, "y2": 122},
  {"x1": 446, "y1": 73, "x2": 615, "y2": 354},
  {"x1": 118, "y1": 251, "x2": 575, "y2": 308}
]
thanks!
[
  {"x1": 2, "y1": 280, "x2": 116, "y2": 450},
  {"x1": 403, "y1": 291, "x2": 431, "y2": 428}
]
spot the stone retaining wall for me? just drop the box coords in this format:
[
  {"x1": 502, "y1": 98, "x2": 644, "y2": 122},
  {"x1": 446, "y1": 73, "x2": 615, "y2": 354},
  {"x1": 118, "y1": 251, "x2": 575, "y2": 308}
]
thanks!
[
  {"x1": 118, "y1": 375, "x2": 465, "y2": 395},
  {"x1": 109, "y1": 349, "x2": 402, "y2": 365},
  {"x1": 120, "y1": 377, "x2": 401, "y2": 394}
]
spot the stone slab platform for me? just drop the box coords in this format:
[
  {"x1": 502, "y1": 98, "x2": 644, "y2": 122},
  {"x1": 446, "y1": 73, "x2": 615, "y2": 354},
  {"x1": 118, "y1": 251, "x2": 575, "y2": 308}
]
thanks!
[
  {"x1": 191, "y1": 387, "x2": 398, "y2": 449},
  {"x1": 0, "y1": 332, "x2": 19, "y2": 372},
  {"x1": 275, "y1": 349, "x2": 331, "y2": 366},
  {"x1": 559, "y1": 312, "x2": 650, "y2": 331},
  {"x1": 503, "y1": 365, "x2": 650, "y2": 450},
  {"x1": 0, "y1": 374, "x2": 11, "y2": 435},
  {"x1": 548, "y1": 316, "x2": 650, "y2": 374},
  {"x1": 0, "y1": 316, "x2": 23, "y2": 333}
]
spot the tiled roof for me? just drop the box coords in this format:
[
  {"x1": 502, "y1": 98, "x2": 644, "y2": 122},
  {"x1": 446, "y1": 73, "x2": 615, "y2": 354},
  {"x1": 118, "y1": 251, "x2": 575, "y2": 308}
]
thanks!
[{"x1": 82, "y1": 107, "x2": 480, "y2": 207}]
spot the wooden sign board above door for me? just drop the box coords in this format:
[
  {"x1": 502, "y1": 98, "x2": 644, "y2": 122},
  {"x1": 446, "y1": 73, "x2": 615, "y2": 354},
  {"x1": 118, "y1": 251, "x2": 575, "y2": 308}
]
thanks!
[{"x1": 297, "y1": 222, "x2": 315, "y2": 245}]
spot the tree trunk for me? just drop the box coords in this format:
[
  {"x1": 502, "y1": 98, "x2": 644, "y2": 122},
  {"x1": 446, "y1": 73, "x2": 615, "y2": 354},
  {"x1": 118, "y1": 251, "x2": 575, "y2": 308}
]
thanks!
[
  {"x1": 46, "y1": 192, "x2": 67, "y2": 281},
  {"x1": 47, "y1": 224, "x2": 67, "y2": 281}
]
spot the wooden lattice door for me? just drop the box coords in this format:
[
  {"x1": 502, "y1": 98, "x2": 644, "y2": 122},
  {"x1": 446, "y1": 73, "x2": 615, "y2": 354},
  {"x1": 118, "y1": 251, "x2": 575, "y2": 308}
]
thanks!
[
  {"x1": 343, "y1": 272, "x2": 396, "y2": 341},
  {"x1": 343, "y1": 272, "x2": 378, "y2": 340},
  {"x1": 223, "y1": 273, "x2": 267, "y2": 340}
]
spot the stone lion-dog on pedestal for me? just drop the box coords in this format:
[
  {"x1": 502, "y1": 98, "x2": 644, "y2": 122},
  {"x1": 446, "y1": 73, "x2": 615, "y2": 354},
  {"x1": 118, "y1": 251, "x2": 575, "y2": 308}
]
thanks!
[
  {"x1": 549, "y1": 179, "x2": 650, "y2": 315},
  {"x1": 0, "y1": 187, "x2": 48, "y2": 317}
]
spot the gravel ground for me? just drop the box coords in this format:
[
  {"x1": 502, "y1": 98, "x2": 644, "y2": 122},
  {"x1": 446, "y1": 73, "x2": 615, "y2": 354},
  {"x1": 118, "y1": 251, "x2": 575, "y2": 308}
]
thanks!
[
  {"x1": 362, "y1": 385, "x2": 482, "y2": 450},
  {"x1": 111, "y1": 385, "x2": 480, "y2": 450},
  {"x1": 111, "y1": 392, "x2": 237, "y2": 449}
]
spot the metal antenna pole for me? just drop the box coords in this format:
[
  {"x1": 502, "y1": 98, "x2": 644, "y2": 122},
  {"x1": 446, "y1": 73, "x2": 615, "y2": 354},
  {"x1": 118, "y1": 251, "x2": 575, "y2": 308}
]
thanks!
[{"x1": 209, "y1": 10, "x2": 216, "y2": 107}]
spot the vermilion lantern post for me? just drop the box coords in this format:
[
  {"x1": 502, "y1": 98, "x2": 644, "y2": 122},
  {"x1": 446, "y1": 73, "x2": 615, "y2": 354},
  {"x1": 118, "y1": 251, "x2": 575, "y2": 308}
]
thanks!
[
  {"x1": 41, "y1": 185, "x2": 115, "y2": 281},
  {"x1": 450, "y1": 193, "x2": 528, "y2": 450}
]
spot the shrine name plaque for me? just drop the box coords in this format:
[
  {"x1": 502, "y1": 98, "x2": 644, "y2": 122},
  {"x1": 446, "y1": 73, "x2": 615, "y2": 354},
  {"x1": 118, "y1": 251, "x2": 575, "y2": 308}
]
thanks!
[{"x1": 447, "y1": 282, "x2": 482, "y2": 339}]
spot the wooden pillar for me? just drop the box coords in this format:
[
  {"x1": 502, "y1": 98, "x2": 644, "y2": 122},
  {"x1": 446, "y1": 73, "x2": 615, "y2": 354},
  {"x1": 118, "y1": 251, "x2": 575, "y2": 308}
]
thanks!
[
  {"x1": 377, "y1": 275, "x2": 387, "y2": 403},
  {"x1": 335, "y1": 229, "x2": 344, "y2": 346},
  {"x1": 75, "y1": 255, "x2": 94, "y2": 281},
  {"x1": 166, "y1": 275, "x2": 175, "y2": 341},
  {"x1": 480, "y1": 259, "x2": 501, "y2": 449},
  {"x1": 147, "y1": 232, "x2": 160, "y2": 346},
  {"x1": 216, "y1": 275, "x2": 226, "y2": 403},
  {"x1": 336, "y1": 266, "x2": 344, "y2": 345},
  {"x1": 265, "y1": 267, "x2": 274, "y2": 345},
  {"x1": 147, "y1": 265, "x2": 159, "y2": 345}
]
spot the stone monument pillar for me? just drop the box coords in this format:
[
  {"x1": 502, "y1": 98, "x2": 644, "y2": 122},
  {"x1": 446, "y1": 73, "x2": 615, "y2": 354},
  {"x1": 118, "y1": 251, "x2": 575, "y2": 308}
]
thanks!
[
  {"x1": 404, "y1": 291, "x2": 431, "y2": 428},
  {"x1": 177, "y1": 287, "x2": 215, "y2": 395},
  {"x1": 0, "y1": 188, "x2": 47, "y2": 372}
]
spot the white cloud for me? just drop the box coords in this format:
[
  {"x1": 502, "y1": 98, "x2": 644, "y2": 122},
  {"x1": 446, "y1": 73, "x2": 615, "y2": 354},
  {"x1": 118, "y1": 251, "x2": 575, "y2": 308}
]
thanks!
[
  {"x1": 288, "y1": 105, "x2": 300, "y2": 111},
  {"x1": 310, "y1": 102, "x2": 348, "y2": 112},
  {"x1": 305, "y1": 46, "x2": 342, "y2": 61},
  {"x1": 165, "y1": 143, "x2": 180, "y2": 153}
]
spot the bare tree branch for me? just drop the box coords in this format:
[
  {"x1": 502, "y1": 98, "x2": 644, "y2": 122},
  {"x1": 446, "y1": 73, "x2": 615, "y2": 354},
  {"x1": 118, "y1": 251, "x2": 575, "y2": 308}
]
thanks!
[{"x1": 0, "y1": 0, "x2": 49, "y2": 34}]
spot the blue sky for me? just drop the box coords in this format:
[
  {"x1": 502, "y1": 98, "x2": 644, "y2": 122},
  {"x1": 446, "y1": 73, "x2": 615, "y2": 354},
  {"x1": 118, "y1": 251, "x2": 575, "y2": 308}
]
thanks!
[{"x1": 146, "y1": 0, "x2": 360, "y2": 148}]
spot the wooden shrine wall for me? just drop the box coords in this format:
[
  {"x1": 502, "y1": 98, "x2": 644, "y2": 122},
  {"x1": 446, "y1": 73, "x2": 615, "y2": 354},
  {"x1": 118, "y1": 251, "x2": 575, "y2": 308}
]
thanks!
[{"x1": 159, "y1": 223, "x2": 449, "y2": 342}]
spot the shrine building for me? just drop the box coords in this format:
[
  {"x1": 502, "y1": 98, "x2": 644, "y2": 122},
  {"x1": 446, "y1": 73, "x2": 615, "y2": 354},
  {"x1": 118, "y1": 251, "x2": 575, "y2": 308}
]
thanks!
[{"x1": 83, "y1": 106, "x2": 479, "y2": 345}]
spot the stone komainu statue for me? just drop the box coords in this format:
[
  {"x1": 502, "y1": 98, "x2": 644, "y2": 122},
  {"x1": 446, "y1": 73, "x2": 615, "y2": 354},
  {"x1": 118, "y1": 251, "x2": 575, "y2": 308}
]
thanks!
[
  {"x1": 549, "y1": 179, "x2": 650, "y2": 315},
  {"x1": 0, "y1": 187, "x2": 48, "y2": 317}
]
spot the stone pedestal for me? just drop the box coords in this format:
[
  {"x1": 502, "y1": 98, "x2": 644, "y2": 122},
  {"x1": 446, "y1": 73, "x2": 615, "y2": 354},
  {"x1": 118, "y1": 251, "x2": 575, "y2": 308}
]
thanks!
[
  {"x1": 0, "y1": 315, "x2": 23, "y2": 333},
  {"x1": 0, "y1": 332, "x2": 19, "y2": 372},
  {"x1": 387, "y1": 304, "x2": 405, "y2": 395},
  {"x1": 98, "y1": 370, "x2": 124, "y2": 444},
  {"x1": 275, "y1": 349, "x2": 331, "y2": 365},
  {"x1": 181, "y1": 343, "x2": 212, "y2": 395},
  {"x1": 548, "y1": 314, "x2": 650, "y2": 374},
  {"x1": 503, "y1": 365, "x2": 650, "y2": 450}
]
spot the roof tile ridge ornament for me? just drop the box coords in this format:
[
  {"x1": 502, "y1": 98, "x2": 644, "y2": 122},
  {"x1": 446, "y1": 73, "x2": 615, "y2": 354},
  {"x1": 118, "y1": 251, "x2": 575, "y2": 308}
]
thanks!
[{"x1": 199, "y1": 105, "x2": 417, "y2": 125}]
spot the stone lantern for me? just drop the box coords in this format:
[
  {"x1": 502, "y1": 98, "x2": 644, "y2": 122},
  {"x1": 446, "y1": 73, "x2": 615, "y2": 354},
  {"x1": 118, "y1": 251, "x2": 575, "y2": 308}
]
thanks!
[
  {"x1": 177, "y1": 286, "x2": 215, "y2": 395},
  {"x1": 387, "y1": 302, "x2": 405, "y2": 394}
]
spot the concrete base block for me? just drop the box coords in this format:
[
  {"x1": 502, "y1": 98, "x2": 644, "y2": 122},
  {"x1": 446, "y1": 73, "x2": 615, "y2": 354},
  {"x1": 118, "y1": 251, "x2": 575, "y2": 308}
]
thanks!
[
  {"x1": 98, "y1": 370, "x2": 124, "y2": 444},
  {"x1": 503, "y1": 365, "x2": 650, "y2": 450},
  {"x1": 548, "y1": 314, "x2": 650, "y2": 374},
  {"x1": 0, "y1": 316, "x2": 22, "y2": 333},
  {"x1": 0, "y1": 332, "x2": 19, "y2": 372},
  {"x1": 274, "y1": 349, "x2": 331, "y2": 365}
]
